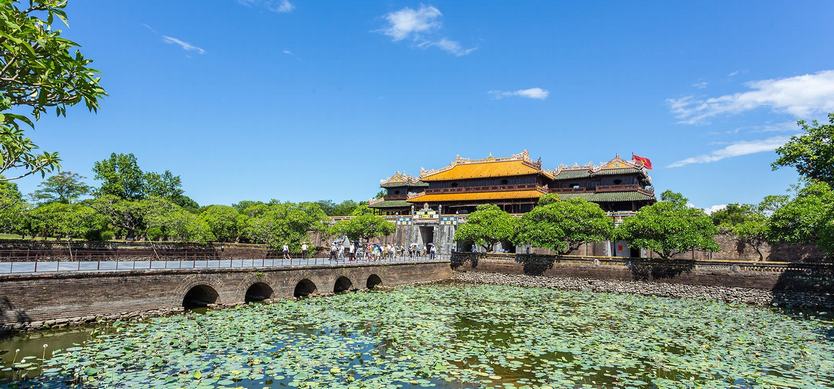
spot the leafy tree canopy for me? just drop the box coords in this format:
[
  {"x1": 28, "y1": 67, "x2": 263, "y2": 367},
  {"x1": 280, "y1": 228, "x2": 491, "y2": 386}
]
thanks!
[
  {"x1": 27, "y1": 202, "x2": 105, "y2": 240},
  {"x1": 711, "y1": 203, "x2": 757, "y2": 227},
  {"x1": 0, "y1": 179, "x2": 26, "y2": 233},
  {"x1": 0, "y1": 0, "x2": 105, "y2": 180},
  {"x1": 617, "y1": 191, "x2": 718, "y2": 259},
  {"x1": 514, "y1": 197, "x2": 613, "y2": 255},
  {"x1": 30, "y1": 171, "x2": 90, "y2": 204},
  {"x1": 537, "y1": 193, "x2": 560, "y2": 206},
  {"x1": 93, "y1": 153, "x2": 145, "y2": 200},
  {"x1": 329, "y1": 214, "x2": 395, "y2": 243},
  {"x1": 773, "y1": 114, "x2": 834, "y2": 186},
  {"x1": 244, "y1": 202, "x2": 328, "y2": 250},
  {"x1": 453, "y1": 204, "x2": 515, "y2": 251},
  {"x1": 316, "y1": 199, "x2": 361, "y2": 216},
  {"x1": 92, "y1": 153, "x2": 196, "y2": 208},
  {"x1": 200, "y1": 205, "x2": 243, "y2": 243},
  {"x1": 768, "y1": 181, "x2": 834, "y2": 257},
  {"x1": 144, "y1": 197, "x2": 213, "y2": 243}
]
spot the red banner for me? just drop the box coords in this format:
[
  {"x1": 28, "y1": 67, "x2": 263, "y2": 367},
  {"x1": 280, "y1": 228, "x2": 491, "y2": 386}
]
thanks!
[{"x1": 632, "y1": 153, "x2": 653, "y2": 169}]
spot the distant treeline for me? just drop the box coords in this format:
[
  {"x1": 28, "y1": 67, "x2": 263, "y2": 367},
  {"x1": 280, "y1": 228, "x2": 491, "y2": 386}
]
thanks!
[{"x1": 0, "y1": 153, "x2": 366, "y2": 250}]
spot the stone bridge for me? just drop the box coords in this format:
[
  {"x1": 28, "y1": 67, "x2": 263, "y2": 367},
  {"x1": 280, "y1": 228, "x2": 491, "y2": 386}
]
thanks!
[{"x1": 0, "y1": 261, "x2": 452, "y2": 331}]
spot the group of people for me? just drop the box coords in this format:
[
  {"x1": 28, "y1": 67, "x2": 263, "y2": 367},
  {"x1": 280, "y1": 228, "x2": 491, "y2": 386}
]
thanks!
[
  {"x1": 279, "y1": 241, "x2": 439, "y2": 261},
  {"x1": 328, "y1": 242, "x2": 437, "y2": 261}
]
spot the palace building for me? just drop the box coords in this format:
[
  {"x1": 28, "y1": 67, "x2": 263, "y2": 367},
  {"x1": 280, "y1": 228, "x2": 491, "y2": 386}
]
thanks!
[{"x1": 369, "y1": 151, "x2": 655, "y2": 215}]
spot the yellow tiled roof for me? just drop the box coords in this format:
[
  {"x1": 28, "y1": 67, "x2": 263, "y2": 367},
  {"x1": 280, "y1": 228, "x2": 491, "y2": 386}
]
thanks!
[
  {"x1": 421, "y1": 160, "x2": 545, "y2": 181},
  {"x1": 407, "y1": 190, "x2": 545, "y2": 203}
]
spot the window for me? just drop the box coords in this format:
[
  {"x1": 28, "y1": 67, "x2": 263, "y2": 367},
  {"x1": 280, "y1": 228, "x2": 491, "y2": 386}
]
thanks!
[
  {"x1": 571, "y1": 184, "x2": 581, "y2": 190},
  {"x1": 451, "y1": 182, "x2": 459, "y2": 187},
  {"x1": 393, "y1": 190, "x2": 400, "y2": 194},
  {"x1": 500, "y1": 179, "x2": 508, "y2": 185},
  {"x1": 613, "y1": 179, "x2": 622, "y2": 185}
]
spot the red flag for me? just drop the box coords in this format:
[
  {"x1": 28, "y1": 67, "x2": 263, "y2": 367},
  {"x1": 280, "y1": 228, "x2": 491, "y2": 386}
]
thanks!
[{"x1": 632, "y1": 153, "x2": 653, "y2": 169}]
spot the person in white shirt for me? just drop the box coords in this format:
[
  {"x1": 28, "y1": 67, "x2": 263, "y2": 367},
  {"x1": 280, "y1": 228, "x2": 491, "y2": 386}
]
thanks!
[
  {"x1": 301, "y1": 243, "x2": 308, "y2": 259},
  {"x1": 282, "y1": 244, "x2": 290, "y2": 260}
]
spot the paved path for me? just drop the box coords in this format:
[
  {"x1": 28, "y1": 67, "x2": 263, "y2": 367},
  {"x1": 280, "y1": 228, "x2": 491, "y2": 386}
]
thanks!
[{"x1": 0, "y1": 256, "x2": 449, "y2": 275}]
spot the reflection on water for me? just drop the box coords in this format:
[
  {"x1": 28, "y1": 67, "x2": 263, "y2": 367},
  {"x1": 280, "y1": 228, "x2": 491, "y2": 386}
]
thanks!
[{"x1": 1, "y1": 283, "x2": 833, "y2": 387}]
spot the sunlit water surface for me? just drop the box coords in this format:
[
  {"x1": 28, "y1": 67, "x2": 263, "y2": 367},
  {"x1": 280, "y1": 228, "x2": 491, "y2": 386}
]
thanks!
[{"x1": 2, "y1": 283, "x2": 833, "y2": 388}]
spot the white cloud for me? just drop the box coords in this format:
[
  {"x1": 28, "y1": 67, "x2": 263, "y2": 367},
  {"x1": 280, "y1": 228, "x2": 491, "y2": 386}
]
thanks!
[
  {"x1": 668, "y1": 70, "x2": 834, "y2": 124},
  {"x1": 703, "y1": 204, "x2": 728, "y2": 215},
  {"x1": 421, "y1": 38, "x2": 476, "y2": 57},
  {"x1": 489, "y1": 87, "x2": 550, "y2": 100},
  {"x1": 238, "y1": 0, "x2": 294, "y2": 13},
  {"x1": 692, "y1": 81, "x2": 708, "y2": 89},
  {"x1": 382, "y1": 5, "x2": 442, "y2": 41},
  {"x1": 161, "y1": 35, "x2": 205, "y2": 55},
  {"x1": 667, "y1": 136, "x2": 791, "y2": 168},
  {"x1": 379, "y1": 5, "x2": 475, "y2": 57}
]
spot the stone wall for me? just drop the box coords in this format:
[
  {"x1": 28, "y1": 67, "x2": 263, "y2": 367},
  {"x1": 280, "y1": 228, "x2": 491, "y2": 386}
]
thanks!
[
  {"x1": 451, "y1": 252, "x2": 834, "y2": 292},
  {"x1": 0, "y1": 262, "x2": 453, "y2": 331}
]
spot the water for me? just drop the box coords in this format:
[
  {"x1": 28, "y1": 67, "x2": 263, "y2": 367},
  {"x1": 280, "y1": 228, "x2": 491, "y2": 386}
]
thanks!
[{"x1": 2, "y1": 283, "x2": 834, "y2": 388}]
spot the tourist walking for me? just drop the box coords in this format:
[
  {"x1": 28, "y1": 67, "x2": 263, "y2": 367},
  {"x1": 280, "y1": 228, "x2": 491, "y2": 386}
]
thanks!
[
  {"x1": 282, "y1": 244, "x2": 290, "y2": 260},
  {"x1": 429, "y1": 244, "x2": 437, "y2": 260},
  {"x1": 301, "y1": 243, "x2": 308, "y2": 259},
  {"x1": 348, "y1": 243, "x2": 355, "y2": 261},
  {"x1": 329, "y1": 243, "x2": 338, "y2": 261}
]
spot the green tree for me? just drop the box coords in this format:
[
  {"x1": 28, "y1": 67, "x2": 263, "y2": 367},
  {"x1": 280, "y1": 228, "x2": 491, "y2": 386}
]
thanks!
[
  {"x1": 244, "y1": 202, "x2": 328, "y2": 250},
  {"x1": 536, "y1": 193, "x2": 560, "y2": 206},
  {"x1": 27, "y1": 202, "x2": 105, "y2": 239},
  {"x1": 514, "y1": 197, "x2": 613, "y2": 255},
  {"x1": 768, "y1": 181, "x2": 834, "y2": 257},
  {"x1": 144, "y1": 170, "x2": 198, "y2": 209},
  {"x1": 93, "y1": 153, "x2": 145, "y2": 200},
  {"x1": 772, "y1": 114, "x2": 834, "y2": 186},
  {"x1": 732, "y1": 215, "x2": 770, "y2": 261},
  {"x1": 144, "y1": 197, "x2": 213, "y2": 243},
  {"x1": 350, "y1": 203, "x2": 375, "y2": 216},
  {"x1": 329, "y1": 214, "x2": 395, "y2": 245},
  {"x1": 617, "y1": 192, "x2": 719, "y2": 259},
  {"x1": 200, "y1": 205, "x2": 242, "y2": 242},
  {"x1": 710, "y1": 203, "x2": 756, "y2": 226},
  {"x1": 30, "y1": 171, "x2": 90, "y2": 204},
  {"x1": 90, "y1": 194, "x2": 147, "y2": 239},
  {"x1": 0, "y1": 0, "x2": 105, "y2": 180},
  {"x1": 453, "y1": 204, "x2": 515, "y2": 251},
  {"x1": 0, "y1": 179, "x2": 26, "y2": 234},
  {"x1": 712, "y1": 201, "x2": 774, "y2": 261}
]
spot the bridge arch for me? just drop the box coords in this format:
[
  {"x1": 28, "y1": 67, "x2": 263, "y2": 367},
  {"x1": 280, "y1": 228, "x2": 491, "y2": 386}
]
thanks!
[
  {"x1": 245, "y1": 282, "x2": 274, "y2": 303},
  {"x1": 366, "y1": 274, "x2": 382, "y2": 290},
  {"x1": 294, "y1": 279, "x2": 317, "y2": 298},
  {"x1": 183, "y1": 284, "x2": 219, "y2": 309},
  {"x1": 333, "y1": 276, "x2": 353, "y2": 293}
]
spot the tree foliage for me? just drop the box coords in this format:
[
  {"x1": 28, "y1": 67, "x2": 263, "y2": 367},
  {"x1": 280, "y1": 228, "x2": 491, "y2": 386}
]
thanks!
[
  {"x1": 617, "y1": 192, "x2": 718, "y2": 259},
  {"x1": 27, "y1": 202, "x2": 105, "y2": 239},
  {"x1": 0, "y1": 0, "x2": 106, "y2": 180},
  {"x1": 243, "y1": 202, "x2": 327, "y2": 250},
  {"x1": 30, "y1": 171, "x2": 90, "y2": 204},
  {"x1": 773, "y1": 114, "x2": 834, "y2": 186},
  {"x1": 453, "y1": 204, "x2": 515, "y2": 251},
  {"x1": 712, "y1": 199, "x2": 779, "y2": 261},
  {"x1": 329, "y1": 214, "x2": 395, "y2": 243},
  {"x1": 200, "y1": 205, "x2": 242, "y2": 243},
  {"x1": 768, "y1": 181, "x2": 834, "y2": 257},
  {"x1": 93, "y1": 153, "x2": 145, "y2": 200},
  {"x1": 514, "y1": 197, "x2": 613, "y2": 255},
  {"x1": 143, "y1": 197, "x2": 213, "y2": 243},
  {"x1": 0, "y1": 179, "x2": 26, "y2": 233}
]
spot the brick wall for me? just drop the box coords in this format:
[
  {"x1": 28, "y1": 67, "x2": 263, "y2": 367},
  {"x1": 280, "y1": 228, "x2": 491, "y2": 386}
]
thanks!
[
  {"x1": 0, "y1": 262, "x2": 453, "y2": 329},
  {"x1": 451, "y1": 252, "x2": 834, "y2": 292}
]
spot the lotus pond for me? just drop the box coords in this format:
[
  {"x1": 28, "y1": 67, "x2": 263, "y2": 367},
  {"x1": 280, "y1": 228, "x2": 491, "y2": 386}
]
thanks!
[{"x1": 2, "y1": 283, "x2": 834, "y2": 388}]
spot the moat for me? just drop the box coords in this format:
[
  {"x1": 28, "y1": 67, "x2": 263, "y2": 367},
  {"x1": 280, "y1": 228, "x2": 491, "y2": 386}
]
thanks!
[{"x1": 2, "y1": 283, "x2": 833, "y2": 388}]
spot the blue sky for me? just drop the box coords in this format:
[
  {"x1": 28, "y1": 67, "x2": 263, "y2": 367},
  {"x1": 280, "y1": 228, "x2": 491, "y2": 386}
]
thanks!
[{"x1": 18, "y1": 1, "x2": 834, "y2": 210}]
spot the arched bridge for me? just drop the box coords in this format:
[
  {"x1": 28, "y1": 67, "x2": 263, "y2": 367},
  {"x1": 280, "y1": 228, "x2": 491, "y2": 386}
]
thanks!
[{"x1": 0, "y1": 261, "x2": 451, "y2": 330}]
